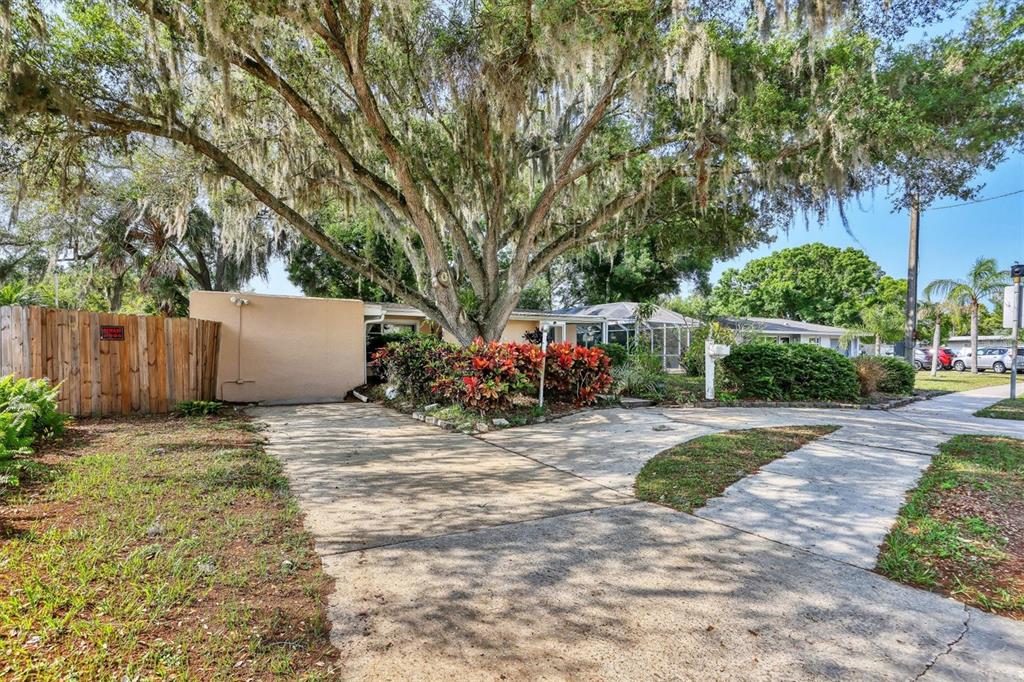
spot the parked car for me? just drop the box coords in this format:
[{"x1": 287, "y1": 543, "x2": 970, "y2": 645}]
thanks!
[
  {"x1": 919, "y1": 346, "x2": 955, "y2": 370},
  {"x1": 952, "y1": 347, "x2": 1024, "y2": 373}
]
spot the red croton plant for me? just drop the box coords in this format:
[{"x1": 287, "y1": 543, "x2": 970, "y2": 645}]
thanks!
[
  {"x1": 432, "y1": 339, "x2": 546, "y2": 412},
  {"x1": 543, "y1": 343, "x2": 614, "y2": 406},
  {"x1": 375, "y1": 336, "x2": 612, "y2": 412}
]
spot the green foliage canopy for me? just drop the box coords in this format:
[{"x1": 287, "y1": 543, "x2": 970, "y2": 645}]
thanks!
[
  {"x1": 710, "y1": 243, "x2": 899, "y2": 327},
  {"x1": 3, "y1": 0, "x2": 1020, "y2": 342}
]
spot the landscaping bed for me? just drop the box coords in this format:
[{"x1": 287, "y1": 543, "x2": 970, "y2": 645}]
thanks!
[
  {"x1": 0, "y1": 414, "x2": 337, "y2": 680},
  {"x1": 877, "y1": 434, "x2": 1024, "y2": 619},
  {"x1": 634, "y1": 425, "x2": 839, "y2": 512}
]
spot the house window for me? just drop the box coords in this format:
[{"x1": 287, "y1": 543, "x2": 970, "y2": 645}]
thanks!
[{"x1": 808, "y1": 337, "x2": 821, "y2": 346}]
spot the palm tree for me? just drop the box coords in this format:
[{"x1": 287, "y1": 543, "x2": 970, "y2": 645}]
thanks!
[
  {"x1": 918, "y1": 296, "x2": 954, "y2": 377},
  {"x1": 925, "y1": 258, "x2": 1009, "y2": 374},
  {"x1": 842, "y1": 304, "x2": 903, "y2": 356}
]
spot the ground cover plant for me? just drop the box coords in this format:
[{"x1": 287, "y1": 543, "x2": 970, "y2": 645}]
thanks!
[
  {"x1": 635, "y1": 426, "x2": 839, "y2": 512},
  {"x1": 0, "y1": 414, "x2": 337, "y2": 679},
  {"x1": 975, "y1": 398, "x2": 1024, "y2": 420},
  {"x1": 877, "y1": 435, "x2": 1024, "y2": 619},
  {"x1": 0, "y1": 376, "x2": 67, "y2": 491}
]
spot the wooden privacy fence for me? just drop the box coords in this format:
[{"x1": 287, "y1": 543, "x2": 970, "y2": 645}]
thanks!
[{"x1": 0, "y1": 306, "x2": 220, "y2": 417}]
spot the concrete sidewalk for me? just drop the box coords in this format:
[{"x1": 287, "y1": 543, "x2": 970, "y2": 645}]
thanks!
[{"x1": 254, "y1": 387, "x2": 1024, "y2": 680}]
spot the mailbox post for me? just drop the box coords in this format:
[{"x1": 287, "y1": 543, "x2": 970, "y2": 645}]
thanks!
[{"x1": 704, "y1": 339, "x2": 731, "y2": 400}]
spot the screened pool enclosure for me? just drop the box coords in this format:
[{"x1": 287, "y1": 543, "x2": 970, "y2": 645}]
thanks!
[{"x1": 559, "y1": 302, "x2": 699, "y2": 370}]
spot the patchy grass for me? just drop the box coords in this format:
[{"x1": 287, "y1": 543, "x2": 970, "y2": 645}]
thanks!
[
  {"x1": 661, "y1": 373, "x2": 706, "y2": 403},
  {"x1": 634, "y1": 425, "x2": 839, "y2": 512},
  {"x1": 877, "y1": 435, "x2": 1024, "y2": 619},
  {"x1": 914, "y1": 371, "x2": 1009, "y2": 394},
  {"x1": 975, "y1": 398, "x2": 1024, "y2": 421},
  {"x1": 0, "y1": 414, "x2": 337, "y2": 680}
]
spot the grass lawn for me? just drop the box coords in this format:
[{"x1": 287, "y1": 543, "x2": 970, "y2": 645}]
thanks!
[
  {"x1": 975, "y1": 398, "x2": 1024, "y2": 420},
  {"x1": 914, "y1": 370, "x2": 1010, "y2": 393},
  {"x1": 877, "y1": 435, "x2": 1024, "y2": 619},
  {"x1": 0, "y1": 414, "x2": 337, "y2": 680},
  {"x1": 634, "y1": 425, "x2": 838, "y2": 511}
]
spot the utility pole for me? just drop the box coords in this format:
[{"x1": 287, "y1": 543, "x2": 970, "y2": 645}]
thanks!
[
  {"x1": 1011, "y1": 264, "x2": 1023, "y2": 399},
  {"x1": 903, "y1": 197, "x2": 921, "y2": 364}
]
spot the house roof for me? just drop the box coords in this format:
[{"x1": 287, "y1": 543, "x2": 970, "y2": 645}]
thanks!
[
  {"x1": 718, "y1": 316, "x2": 849, "y2": 336},
  {"x1": 363, "y1": 302, "x2": 604, "y2": 324},
  {"x1": 948, "y1": 334, "x2": 1014, "y2": 342},
  {"x1": 557, "y1": 302, "x2": 699, "y2": 327}
]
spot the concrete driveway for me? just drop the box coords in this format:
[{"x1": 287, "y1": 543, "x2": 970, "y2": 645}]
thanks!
[{"x1": 253, "y1": 385, "x2": 1024, "y2": 680}]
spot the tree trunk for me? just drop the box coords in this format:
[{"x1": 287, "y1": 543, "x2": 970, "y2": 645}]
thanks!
[
  {"x1": 971, "y1": 305, "x2": 979, "y2": 373},
  {"x1": 875, "y1": 333, "x2": 881, "y2": 356},
  {"x1": 903, "y1": 198, "x2": 920, "y2": 363},
  {"x1": 930, "y1": 314, "x2": 941, "y2": 377}
]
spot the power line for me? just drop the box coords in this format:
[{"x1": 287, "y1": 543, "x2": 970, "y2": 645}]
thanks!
[{"x1": 929, "y1": 188, "x2": 1024, "y2": 210}]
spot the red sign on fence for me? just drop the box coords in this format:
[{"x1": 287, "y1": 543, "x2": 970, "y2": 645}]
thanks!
[{"x1": 99, "y1": 325, "x2": 125, "y2": 341}]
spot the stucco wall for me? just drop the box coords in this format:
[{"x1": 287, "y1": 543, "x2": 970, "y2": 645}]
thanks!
[{"x1": 189, "y1": 291, "x2": 366, "y2": 404}]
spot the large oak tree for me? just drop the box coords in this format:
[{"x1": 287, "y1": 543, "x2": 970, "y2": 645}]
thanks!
[{"x1": 2, "y1": 0, "x2": 1019, "y2": 341}]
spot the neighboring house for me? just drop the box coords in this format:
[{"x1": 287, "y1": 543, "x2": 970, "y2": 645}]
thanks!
[
  {"x1": 946, "y1": 334, "x2": 1015, "y2": 353},
  {"x1": 717, "y1": 316, "x2": 858, "y2": 356},
  {"x1": 558, "y1": 302, "x2": 699, "y2": 370}
]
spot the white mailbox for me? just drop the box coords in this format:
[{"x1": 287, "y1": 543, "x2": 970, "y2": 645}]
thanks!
[
  {"x1": 704, "y1": 341, "x2": 731, "y2": 400},
  {"x1": 708, "y1": 343, "x2": 731, "y2": 359}
]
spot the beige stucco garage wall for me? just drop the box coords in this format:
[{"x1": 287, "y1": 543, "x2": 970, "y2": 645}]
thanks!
[{"x1": 189, "y1": 291, "x2": 366, "y2": 404}]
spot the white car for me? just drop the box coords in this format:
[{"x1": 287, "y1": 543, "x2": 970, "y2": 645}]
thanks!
[{"x1": 952, "y1": 347, "x2": 1024, "y2": 373}]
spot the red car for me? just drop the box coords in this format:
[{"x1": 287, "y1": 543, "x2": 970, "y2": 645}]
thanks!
[{"x1": 935, "y1": 347, "x2": 955, "y2": 369}]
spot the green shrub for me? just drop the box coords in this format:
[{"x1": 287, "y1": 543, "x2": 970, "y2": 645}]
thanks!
[
  {"x1": 785, "y1": 344, "x2": 860, "y2": 401},
  {"x1": 371, "y1": 334, "x2": 460, "y2": 403},
  {"x1": 177, "y1": 400, "x2": 224, "y2": 417},
  {"x1": 684, "y1": 323, "x2": 735, "y2": 375},
  {"x1": 720, "y1": 343, "x2": 792, "y2": 400},
  {"x1": 876, "y1": 356, "x2": 916, "y2": 395},
  {"x1": 721, "y1": 343, "x2": 859, "y2": 402},
  {"x1": 595, "y1": 342, "x2": 628, "y2": 366}
]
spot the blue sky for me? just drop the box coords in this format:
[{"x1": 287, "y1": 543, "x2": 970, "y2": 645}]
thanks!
[{"x1": 253, "y1": 3, "x2": 1024, "y2": 301}]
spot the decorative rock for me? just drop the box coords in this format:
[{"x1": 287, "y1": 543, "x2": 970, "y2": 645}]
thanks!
[
  {"x1": 423, "y1": 403, "x2": 440, "y2": 413},
  {"x1": 474, "y1": 423, "x2": 490, "y2": 434},
  {"x1": 491, "y1": 418, "x2": 510, "y2": 428},
  {"x1": 384, "y1": 385, "x2": 399, "y2": 400},
  {"x1": 535, "y1": 416, "x2": 547, "y2": 423},
  {"x1": 145, "y1": 520, "x2": 164, "y2": 538},
  {"x1": 652, "y1": 424, "x2": 672, "y2": 432},
  {"x1": 437, "y1": 420, "x2": 454, "y2": 431},
  {"x1": 281, "y1": 559, "x2": 295, "y2": 571}
]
